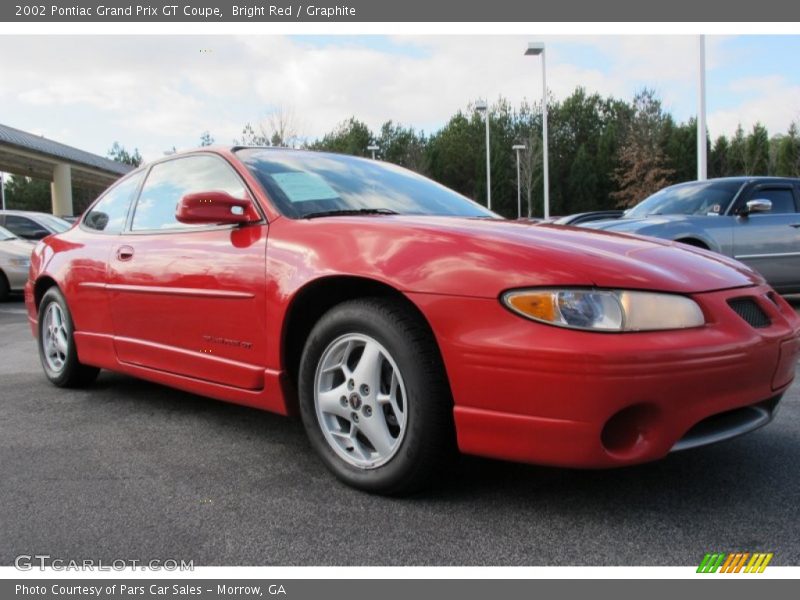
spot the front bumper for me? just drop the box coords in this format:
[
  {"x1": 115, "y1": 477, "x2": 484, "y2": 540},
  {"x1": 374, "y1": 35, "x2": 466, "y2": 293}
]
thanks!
[{"x1": 409, "y1": 285, "x2": 800, "y2": 468}]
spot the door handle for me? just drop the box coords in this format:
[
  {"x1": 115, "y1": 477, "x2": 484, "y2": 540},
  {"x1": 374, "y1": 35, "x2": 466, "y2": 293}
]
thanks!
[
  {"x1": 790, "y1": 223, "x2": 800, "y2": 228},
  {"x1": 116, "y1": 245, "x2": 134, "y2": 261}
]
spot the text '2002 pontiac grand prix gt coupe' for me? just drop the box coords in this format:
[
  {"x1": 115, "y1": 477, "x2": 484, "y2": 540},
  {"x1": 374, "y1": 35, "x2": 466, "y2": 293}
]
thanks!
[{"x1": 25, "y1": 148, "x2": 800, "y2": 493}]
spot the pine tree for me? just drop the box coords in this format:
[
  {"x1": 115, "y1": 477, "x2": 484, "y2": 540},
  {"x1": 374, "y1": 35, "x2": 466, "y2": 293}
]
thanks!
[
  {"x1": 727, "y1": 125, "x2": 746, "y2": 175},
  {"x1": 377, "y1": 121, "x2": 428, "y2": 173},
  {"x1": 745, "y1": 123, "x2": 770, "y2": 175},
  {"x1": 309, "y1": 117, "x2": 373, "y2": 157},
  {"x1": 610, "y1": 89, "x2": 675, "y2": 208},
  {"x1": 567, "y1": 144, "x2": 598, "y2": 213},
  {"x1": 774, "y1": 122, "x2": 799, "y2": 177},
  {"x1": 107, "y1": 142, "x2": 143, "y2": 167},
  {"x1": 709, "y1": 135, "x2": 730, "y2": 177}
]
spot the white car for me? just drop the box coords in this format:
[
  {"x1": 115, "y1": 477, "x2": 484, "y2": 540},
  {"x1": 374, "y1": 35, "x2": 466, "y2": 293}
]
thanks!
[{"x1": 0, "y1": 225, "x2": 32, "y2": 300}]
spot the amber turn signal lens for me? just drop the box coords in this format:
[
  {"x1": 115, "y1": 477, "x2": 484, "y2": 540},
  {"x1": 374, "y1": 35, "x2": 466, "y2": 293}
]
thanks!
[{"x1": 505, "y1": 292, "x2": 556, "y2": 322}]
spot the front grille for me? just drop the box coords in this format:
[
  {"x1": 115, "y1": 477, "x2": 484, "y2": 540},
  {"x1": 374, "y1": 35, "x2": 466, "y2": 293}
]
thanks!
[{"x1": 728, "y1": 297, "x2": 771, "y2": 328}]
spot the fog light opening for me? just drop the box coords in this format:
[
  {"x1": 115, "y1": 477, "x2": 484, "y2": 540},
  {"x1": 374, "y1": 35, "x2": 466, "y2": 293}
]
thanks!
[{"x1": 601, "y1": 404, "x2": 660, "y2": 456}]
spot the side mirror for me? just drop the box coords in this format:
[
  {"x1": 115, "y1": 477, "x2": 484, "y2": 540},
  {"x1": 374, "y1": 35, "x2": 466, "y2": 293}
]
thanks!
[
  {"x1": 176, "y1": 191, "x2": 259, "y2": 225},
  {"x1": 743, "y1": 199, "x2": 772, "y2": 215}
]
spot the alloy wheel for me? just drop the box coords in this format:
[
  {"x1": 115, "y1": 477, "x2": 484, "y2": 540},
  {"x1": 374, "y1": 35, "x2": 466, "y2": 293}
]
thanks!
[
  {"x1": 314, "y1": 333, "x2": 408, "y2": 469},
  {"x1": 42, "y1": 302, "x2": 69, "y2": 373}
]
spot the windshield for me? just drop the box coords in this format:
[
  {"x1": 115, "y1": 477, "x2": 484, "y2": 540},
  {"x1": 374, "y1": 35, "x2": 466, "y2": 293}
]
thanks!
[
  {"x1": 0, "y1": 225, "x2": 16, "y2": 241},
  {"x1": 36, "y1": 214, "x2": 72, "y2": 233},
  {"x1": 626, "y1": 181, "x2": 743, "y2": 218},
  {"x1": 237, "y1": 149, "x2": 495, "y2": 219}
]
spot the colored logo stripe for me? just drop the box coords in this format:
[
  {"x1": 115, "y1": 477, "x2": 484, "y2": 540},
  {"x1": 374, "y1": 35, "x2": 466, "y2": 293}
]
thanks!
[
  {"x1": 697, "y1": 553, "x2": 726, "y2": 573},
  {"x1": 697, "y1": 552, "x2": 773, "y2": 573},
  {"x1": 745, "y1": 553, "x2": 773, "y2": 573}
]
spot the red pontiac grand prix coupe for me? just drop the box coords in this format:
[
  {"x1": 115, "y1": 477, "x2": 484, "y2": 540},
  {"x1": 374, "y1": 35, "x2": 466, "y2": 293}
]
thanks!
[{"x1": 26, "y1": 148, "x2": 800, "y2": 493}]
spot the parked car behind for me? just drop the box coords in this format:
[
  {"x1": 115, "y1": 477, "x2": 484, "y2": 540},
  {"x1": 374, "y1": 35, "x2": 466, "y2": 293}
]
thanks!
[
  {"x1": 0, "y1": 210, "x2": 72, "y2": 242},
  {"x1": 581, "y1": 177, "x2": 800, "y2": 294},
  {"x1": 0, "y1": 225, "x2": 33, "y2": 300}
]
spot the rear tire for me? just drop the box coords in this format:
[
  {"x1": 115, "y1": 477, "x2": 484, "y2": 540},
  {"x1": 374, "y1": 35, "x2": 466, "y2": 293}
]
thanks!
[
  {"x1": 37, "y1": 287, "x2": 99, "y2": 388},
  {"x1": 298, "y1": 297, "x2": 454, "y2": 495},
  {"x1": 0, "y1": 272, "x2": 9, "y2": 302}
]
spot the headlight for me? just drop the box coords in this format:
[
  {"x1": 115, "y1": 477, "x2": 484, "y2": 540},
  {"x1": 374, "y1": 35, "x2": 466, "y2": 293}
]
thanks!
[
  {"x1": 8, "y1": 257, "x2": 30, "y2": 268},
  {"x1": 502, "y1": 288, "x2": 705, "y2": 332}
]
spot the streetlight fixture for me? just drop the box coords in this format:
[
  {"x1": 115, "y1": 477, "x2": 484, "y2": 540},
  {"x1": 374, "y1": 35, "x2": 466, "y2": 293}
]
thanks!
[
  {"x1": 697, "y1": 35, "x2": 707, "y2": 181},
  {"x1": 512, "y1": 144, "x2": 526, "y2": 219},
  {"x1": 367, "y1": 144, "x2": 380, "y2": 160},
  {"x1": 525, "y1": 42, "x2": 549, "y2": 219},
  {"x1": 475, "y1": 99, "x2": 491, "y2": 210}
]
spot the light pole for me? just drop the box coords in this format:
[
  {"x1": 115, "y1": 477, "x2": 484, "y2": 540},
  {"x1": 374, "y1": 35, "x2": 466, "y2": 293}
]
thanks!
[
  {"x1": 475, "y1": 99, "x2": 491, "y2": 210},
  {"x1": 697, "y1": 35, "x2": 707, "y2": 181},
  {"x1": 525, "y1": 42, "x2": 549, "y2": 219},
  {"x1": 367, "y1": 144, "x2": 379, "y2": 160},
  {"x1": 512, "y1": 144, "x2": 526, "y2": 219},
  {"x1": 0, "y1": 172, "x2": 5, "y2": 211}
]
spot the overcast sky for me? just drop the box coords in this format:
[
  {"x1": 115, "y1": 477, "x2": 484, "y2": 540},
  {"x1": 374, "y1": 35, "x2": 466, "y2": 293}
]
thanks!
[{"x1": 2, "y1": 34, "x2": 799, "y2": 161}]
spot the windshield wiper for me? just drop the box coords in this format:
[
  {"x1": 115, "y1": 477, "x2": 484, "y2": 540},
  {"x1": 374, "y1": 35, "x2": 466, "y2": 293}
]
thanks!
[{"x1": 301, "y1": 208, "x2": 399, "y2": 219}]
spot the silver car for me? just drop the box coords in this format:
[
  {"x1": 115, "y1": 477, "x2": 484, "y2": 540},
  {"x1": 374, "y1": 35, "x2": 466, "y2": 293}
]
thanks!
[
  {"x1": 0, "y1": 210, "x2": 72, "y2": 242},
  {"x1": 582, "y1": 177, "x2": 800, "y2": 294},
  {"x1": 0, "y1": 225, "x2": 33, "y2": 300}
]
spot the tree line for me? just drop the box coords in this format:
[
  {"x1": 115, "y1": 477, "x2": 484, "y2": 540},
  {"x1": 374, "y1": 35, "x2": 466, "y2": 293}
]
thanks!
[
  {"x1": 4, "y1": 87, "x2": 800, "y2": 218},
  {"x1": 300, "y1": 88, "x2": 800, "y2": 218},
  {"x1": 236, "y1": 87, "x2": 800, "y2": 218}
]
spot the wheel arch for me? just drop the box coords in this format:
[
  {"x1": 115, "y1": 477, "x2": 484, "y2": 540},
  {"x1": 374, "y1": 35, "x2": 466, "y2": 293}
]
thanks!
[
  {"x1": 33, "y1": 275, "x2": 60, "y2": 311},
  {"x1": 674, "y1": 236, "x2": 713, "y2": 251},
  {"x1": 280, "y1": 275, "x2": 443, "y2": 404}
]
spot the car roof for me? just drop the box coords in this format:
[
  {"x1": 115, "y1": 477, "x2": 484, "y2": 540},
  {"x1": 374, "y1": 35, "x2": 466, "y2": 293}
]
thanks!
[
  {"x1": 672, "y1": 176, "x2": 800, "y2": 186},
  {"x1": 118, "y1": 146, "x2": 393, "y2": 185},
  {"x1": 0, "y1": 210, "x2": 63, "y2": 218},
  {"x1": 147, "y1": 145, "x2": 378, "y2": 166}
]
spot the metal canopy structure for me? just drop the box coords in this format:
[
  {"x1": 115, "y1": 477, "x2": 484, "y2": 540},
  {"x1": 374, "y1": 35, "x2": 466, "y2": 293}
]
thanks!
[{"x1": 0, "y1": 123, "x2": 132, "y2": 215}]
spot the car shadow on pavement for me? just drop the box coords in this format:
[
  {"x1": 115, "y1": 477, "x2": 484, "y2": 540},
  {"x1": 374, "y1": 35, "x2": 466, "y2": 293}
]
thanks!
[{"x1": 88, "y1": 369, "x2": 796, "y2": 515}]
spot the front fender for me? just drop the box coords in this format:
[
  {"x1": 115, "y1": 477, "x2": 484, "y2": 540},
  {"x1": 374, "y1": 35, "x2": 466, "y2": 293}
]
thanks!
[
  {"x1": 633, "y1": 223, "x2": 730, "y2": 256},
  {"x1": 671, "y1": 231, "x2": 722, "y2": 254}
]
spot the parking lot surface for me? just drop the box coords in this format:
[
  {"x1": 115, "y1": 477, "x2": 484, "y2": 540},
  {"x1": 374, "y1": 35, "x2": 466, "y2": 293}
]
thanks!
[{"x1": 1, "y1": 297, "x2": 799, "y2": 566}]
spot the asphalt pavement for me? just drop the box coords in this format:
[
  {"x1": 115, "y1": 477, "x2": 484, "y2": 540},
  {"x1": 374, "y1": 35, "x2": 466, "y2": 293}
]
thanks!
[{"x1": 1, "y1": 296, "x2": 799, "y2": 566}]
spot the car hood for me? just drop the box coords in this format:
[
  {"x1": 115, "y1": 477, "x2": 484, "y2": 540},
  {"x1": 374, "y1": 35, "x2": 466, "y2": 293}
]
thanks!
[{"x1": 274, "y1": 215, "x2": 762, "y2": 297}]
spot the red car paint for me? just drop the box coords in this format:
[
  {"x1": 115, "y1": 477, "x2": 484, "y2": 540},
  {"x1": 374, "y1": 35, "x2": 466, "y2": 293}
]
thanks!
[{"x1": 25, "y1": 148, "x2": 800, "y2": 468}]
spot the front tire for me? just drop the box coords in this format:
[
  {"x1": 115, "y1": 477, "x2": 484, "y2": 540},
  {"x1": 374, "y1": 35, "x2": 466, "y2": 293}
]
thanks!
[
  {"x1": 37, "y1": 287, "x2": 99, "y2": 388},
  {"x1": 298, "y1": 297, "x2": 454, "y2": 495}
]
